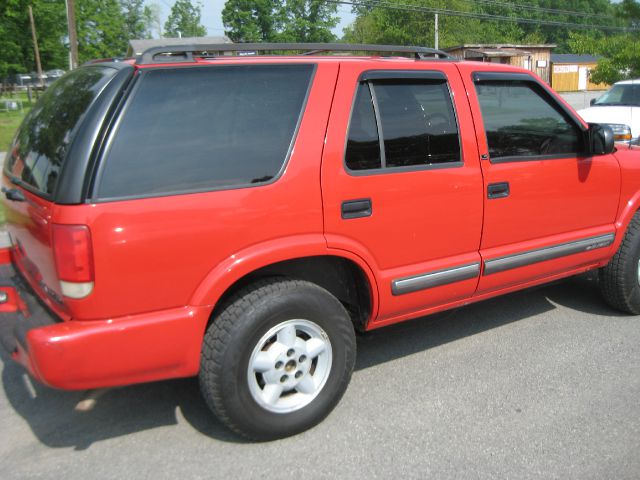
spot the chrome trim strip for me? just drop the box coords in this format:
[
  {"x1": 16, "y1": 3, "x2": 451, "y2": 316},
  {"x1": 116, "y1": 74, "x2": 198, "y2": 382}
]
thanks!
[
  {"x1": 392, "y1": 262, "x2": 480, "y2": 296},
  {"x1": 483, "y1": 233, "x2": 615, "y2": 276}
]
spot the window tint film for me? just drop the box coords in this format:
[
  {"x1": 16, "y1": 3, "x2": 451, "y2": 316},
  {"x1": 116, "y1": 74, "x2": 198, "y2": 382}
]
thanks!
[
  {"x1": 345, "y1": 84, "x2": 381, "y2": 170},
  {"x1": 345, "y1": 79, "x2": 460, "y2": 172},
  {"x1": 475, "y1": 80, "x2": 584, "y2": 160},
  {"x1": 98, "y1": 64, "x2": 313, "y2": 199},
  {"x1": 6, "y1": 66, "x2": 117, "y2": 196},
  {"x1": 376, "y1": 82, "x2": 460, "y2": 167}
]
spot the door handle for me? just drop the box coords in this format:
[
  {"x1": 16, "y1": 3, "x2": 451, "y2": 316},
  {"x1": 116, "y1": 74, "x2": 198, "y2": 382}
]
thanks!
[
  {"x1": 341, "y1": 198, "x2": 372, "y2": 219},
  {"x1": 487, "y1": 182, "x2": 510, "y2": 199},
  {"x1": 2, "y1": 186, "x2": 25, "y2": 202}
]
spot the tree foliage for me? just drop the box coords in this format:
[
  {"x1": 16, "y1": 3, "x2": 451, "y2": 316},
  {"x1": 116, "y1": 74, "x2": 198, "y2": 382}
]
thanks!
[
  {"x1": 568, "y1": 0, "x2": 640, "y2": 83},
  {"x1": 222, "y1": 0, "x2": 338, "y2": 42},
  {"x1": 164, "y1": 0, "x2": 207, "y2": 38},
  {"x1": 0, "y1": 0, "x2": 67, "y2": 78},
  {"x1": 222, "y1": 0, "x2": 277, "y2": 42},
  {"x1": 343, "y1": 0, "x2": 625, "y2": 51},
  {"x1": 342, "y1": 0, "x2": 640, "y2": 80},
  {"x1": 76, "y1": 0, "x2": 128, "y2": 63},
  {"x1": 121, "y1": 0, "x2": 148, "y2": 40},
  {"x1": 277, "y1": 0, "x2": 339, "y2": 42},
  {"x1": 0, "y1": 0, "x2": 160, "y2": 78},
  {"x1": 569, "y1": 32, "x2": 640, "y2": 84}
]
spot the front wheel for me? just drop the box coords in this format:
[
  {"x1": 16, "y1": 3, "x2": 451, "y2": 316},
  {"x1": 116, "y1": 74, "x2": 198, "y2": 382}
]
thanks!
[
  {"x1": 599, "y1": 212, "x2": 640, "y2": 314},
  {"x1": 199, "y1": 278, "x2": 356, "y2": 440}
]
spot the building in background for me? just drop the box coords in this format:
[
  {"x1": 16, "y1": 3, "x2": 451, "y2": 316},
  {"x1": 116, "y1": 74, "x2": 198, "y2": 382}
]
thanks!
[
  {"x1": 550, "y1": 54, "x2": 607, "y2": 92},
  {"x1": 444, "y1": 44, "x2": 556, "y2": 84}
]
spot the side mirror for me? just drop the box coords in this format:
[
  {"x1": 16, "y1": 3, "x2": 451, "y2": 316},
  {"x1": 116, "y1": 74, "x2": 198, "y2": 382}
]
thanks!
[
  {"x1": 590, "y1": 98, "x2": 596, "y2": 106},
  {"x1": 588, "y1": 123, "x2": 615, "y2": 155}
]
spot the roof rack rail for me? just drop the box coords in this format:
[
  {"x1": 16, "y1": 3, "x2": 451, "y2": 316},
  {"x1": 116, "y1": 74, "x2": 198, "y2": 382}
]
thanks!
[{"x1": 136, "y1": 43, "x2": 454, "y2": 65}]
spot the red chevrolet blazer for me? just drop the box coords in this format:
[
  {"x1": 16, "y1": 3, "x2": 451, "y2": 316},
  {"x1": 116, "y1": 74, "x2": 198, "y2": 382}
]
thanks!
[{"x1": 1, "y1": 43, "x2": 639, "y2": 440}]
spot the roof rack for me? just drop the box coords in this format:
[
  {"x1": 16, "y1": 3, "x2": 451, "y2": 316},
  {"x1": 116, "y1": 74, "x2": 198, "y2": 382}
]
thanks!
[{"x1": 136, "y1": 43, "x2": 454, "y2": 65}]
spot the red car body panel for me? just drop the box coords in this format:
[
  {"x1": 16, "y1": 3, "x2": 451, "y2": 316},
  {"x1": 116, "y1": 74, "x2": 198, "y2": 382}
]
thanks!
[
  {"x1": 322, "y1": 61, "x2": 484, "y2": 325},
  {"x1": 2, "y1": 56, "x2": 639, "y2": 390},
  {"x1": 13, "y1": 303, "x2": 211, "y2": 389}
]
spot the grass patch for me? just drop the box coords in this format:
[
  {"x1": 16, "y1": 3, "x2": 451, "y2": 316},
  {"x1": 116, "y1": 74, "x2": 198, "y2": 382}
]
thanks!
[
  {"x1": 0, "y1": 92, "x2": 33, "y2": 151},
  {"x1": 0, "y1": 109, "x2": 27, "y2": 150}
]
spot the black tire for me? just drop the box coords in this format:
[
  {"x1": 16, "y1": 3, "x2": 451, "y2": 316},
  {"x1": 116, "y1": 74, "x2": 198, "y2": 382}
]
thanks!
[
  {"x1": 199, "y1": 278, "x2": 356, "y2": 441},
  {"x1": 599, "y1": 212, "x2": 640, "y2": 314}
]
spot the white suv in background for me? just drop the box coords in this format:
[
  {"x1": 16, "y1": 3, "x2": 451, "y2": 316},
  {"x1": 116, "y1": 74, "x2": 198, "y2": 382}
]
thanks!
[{"x1": 578, "y1": 79, "x2": 640, "y2": 145}]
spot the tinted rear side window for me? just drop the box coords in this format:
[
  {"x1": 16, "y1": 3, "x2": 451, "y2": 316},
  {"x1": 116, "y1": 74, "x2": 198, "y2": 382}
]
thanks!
[
  {"x1": 6, "y1": 66, "x2": 117, "y2": 197},
  {"x1": 376, "y1": 82, "x2": 460, "y2": 167},
  {"x1": 345, "y1": 84, "x2": 381, "y2": 170},
  {"x1": 345, "y1": 79, "x2": 460, "y2": 172},
  {"x1": 97, "y1": 64, "x2": 313, "y2": 199}
]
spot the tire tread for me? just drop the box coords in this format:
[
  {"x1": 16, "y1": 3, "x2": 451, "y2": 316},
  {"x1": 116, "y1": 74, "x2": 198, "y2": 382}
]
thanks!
[
  {"x1": 199, "y1": 278, "x2": 355, "y2": 440},
  {"x1": 599, "y1": 212, "x2": 640, "y2": 314}
]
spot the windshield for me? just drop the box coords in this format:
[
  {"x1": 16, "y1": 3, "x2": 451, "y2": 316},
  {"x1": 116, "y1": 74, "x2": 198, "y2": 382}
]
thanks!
[{"x1": 593, "y1": 83, "x2": 640, "y2": 107}]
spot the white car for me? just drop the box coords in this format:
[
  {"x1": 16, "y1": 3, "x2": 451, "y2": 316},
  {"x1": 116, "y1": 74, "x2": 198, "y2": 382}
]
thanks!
[{"x1": 577, "y1": 79, "x2": 640, "y2": 145}]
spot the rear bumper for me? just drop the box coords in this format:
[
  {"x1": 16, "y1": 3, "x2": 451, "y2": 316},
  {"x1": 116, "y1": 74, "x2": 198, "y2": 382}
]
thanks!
[{"x1": 0, "y1": 252, "x2": 211, "y2": 390}]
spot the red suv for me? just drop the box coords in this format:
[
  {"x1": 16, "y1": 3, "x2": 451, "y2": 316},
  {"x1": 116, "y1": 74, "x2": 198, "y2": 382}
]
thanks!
[{"x1": 1, "y1": 43, "x2": 639, "y2": 440}]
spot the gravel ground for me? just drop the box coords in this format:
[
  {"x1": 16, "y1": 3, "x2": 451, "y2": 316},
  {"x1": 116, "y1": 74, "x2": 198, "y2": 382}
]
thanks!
[{"x1": 1, "y1": 272, "x2": 639, "y2": 479}]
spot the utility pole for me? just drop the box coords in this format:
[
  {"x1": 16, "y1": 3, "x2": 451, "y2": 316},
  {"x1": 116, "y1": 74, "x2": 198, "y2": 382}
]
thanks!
[
  {"x1": 28, "y1": 5, "x2": 44, "y2": 87},
  {"x1": 434, "y1": 13, "x2": 439, "y2": 50},
  {"x1": 65, "y1": 0, "x2": 79, "y2": 69}
]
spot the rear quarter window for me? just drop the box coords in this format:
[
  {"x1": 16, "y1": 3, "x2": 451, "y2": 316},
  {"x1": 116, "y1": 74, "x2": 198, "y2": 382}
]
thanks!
[
  {"x1": 6, "y1": 66, "x2": 118, "y2": 197},
  {"x1": 96, "y1": 64, "x2": 314, "y2": 200}
]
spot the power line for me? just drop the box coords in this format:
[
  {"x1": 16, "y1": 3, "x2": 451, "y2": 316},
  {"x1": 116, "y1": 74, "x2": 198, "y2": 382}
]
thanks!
[
  {"x1": 327, "y1": 0, "x2": 639, "y2": 32},
  {"x1": 467, "y1": 0, "x2": 622, "y2": 21}
]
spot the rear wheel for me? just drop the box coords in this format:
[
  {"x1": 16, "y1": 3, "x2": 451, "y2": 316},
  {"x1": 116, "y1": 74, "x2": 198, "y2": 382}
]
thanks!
[
  {"x1": 599, "y1": 212, "x2": 640, "y2": 314},
  {"x1": 199, "y1": 278, "x2": 356, "y2": 440}
]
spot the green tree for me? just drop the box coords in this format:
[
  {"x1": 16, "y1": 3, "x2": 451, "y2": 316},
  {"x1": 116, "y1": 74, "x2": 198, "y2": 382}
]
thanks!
[
  {"x1": 222, "y1": 0, "x2": 277, "y2": 42},
  {"x1": 569, "y1": 31, "x2": 640, "y2": 83},
  {"x1": 0, "y1": 0, "x2": 67, "y2": 78},
  {"x1": 121, "y1": 0, "x2": 148, "y2": 40},
  {"x1": 277, "y1": 0, "x2": 339, "y2": 42},
  {"x1": 342, "y1": 0, "x2": 626, "y2": 51},
  {"x1": 566, "y1": 1, "x2": 640, "y2": 83},
  {"x1": 222, "y1": 0, "x2": 338, "y2": 43},
  {"x1": 164, "y1": 0, "x2": 207, "y2": 38},
  {"x1": 76, "y1": 0, "x2": 128, "y2": 63},
  {"x1": 342, "y1": 0, "x2": 512, "y2": 48}
]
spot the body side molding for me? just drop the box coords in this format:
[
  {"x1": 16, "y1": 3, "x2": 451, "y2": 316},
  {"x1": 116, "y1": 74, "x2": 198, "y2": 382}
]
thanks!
[
  {"x1": 483, "y1": 233, "x2": 615, "y2": 276},
  {"x1": 392, "y1": 262, "x2": 481, "y2": 296}
]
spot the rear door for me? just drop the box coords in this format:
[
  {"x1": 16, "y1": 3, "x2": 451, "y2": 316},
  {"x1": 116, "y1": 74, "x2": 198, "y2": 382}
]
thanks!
[
  {"x1": 2, "y1": 65, "x2": 123, "y2": 315},
  {"x1": 458, "y1": 66, "x2": 620, "y2": 294},
  {"x1": 321, "y1": 62, "x2": 484, "y2": 326}
]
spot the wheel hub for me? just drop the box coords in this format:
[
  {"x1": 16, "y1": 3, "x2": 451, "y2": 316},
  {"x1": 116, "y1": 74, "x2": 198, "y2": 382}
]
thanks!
[{"x1": 247, "y1": 319, "x2": 332, "y2": 414}]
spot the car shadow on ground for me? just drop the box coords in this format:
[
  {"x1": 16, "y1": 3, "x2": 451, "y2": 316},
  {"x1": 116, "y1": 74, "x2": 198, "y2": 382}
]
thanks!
[
  {"x1": 0, "y1": 272, "x2": 626, "y2": 448},
  {"x1": 355, "y1": 270, "x2": 625, "y2": 370}
]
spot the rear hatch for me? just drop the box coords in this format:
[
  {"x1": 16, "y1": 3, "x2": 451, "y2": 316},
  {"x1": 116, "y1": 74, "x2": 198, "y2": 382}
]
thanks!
[{"x1": 1, "y1": 65, "x2": 126, "y2": 317}]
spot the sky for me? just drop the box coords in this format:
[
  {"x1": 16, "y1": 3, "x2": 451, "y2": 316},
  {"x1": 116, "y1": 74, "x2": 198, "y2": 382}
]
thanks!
[{"x1": 149, "y1": 0, "x2": 357, "y2": 38}]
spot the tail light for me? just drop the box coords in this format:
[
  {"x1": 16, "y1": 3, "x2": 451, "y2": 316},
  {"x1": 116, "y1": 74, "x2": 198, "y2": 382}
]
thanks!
[{"x1": 52, "y1": 224, "x2": 94, "y2": 299}]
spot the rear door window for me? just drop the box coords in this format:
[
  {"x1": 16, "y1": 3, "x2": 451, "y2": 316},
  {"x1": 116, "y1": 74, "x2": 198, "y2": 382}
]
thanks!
[
  {"x1": 96, "y1": 64, "x2": 314, "y2": 200},
  {"x1": 346, "y1": 77, "x2": 461, "y2": 172},
  {"x1": 6, "y1": 66, "x2": 118, "y2": 197}
]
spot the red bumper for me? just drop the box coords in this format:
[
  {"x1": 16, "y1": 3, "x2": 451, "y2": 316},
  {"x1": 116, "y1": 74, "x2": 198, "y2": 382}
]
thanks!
[{"x1": 1, "y1": 257, "x2": 211, "y2": 390}]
